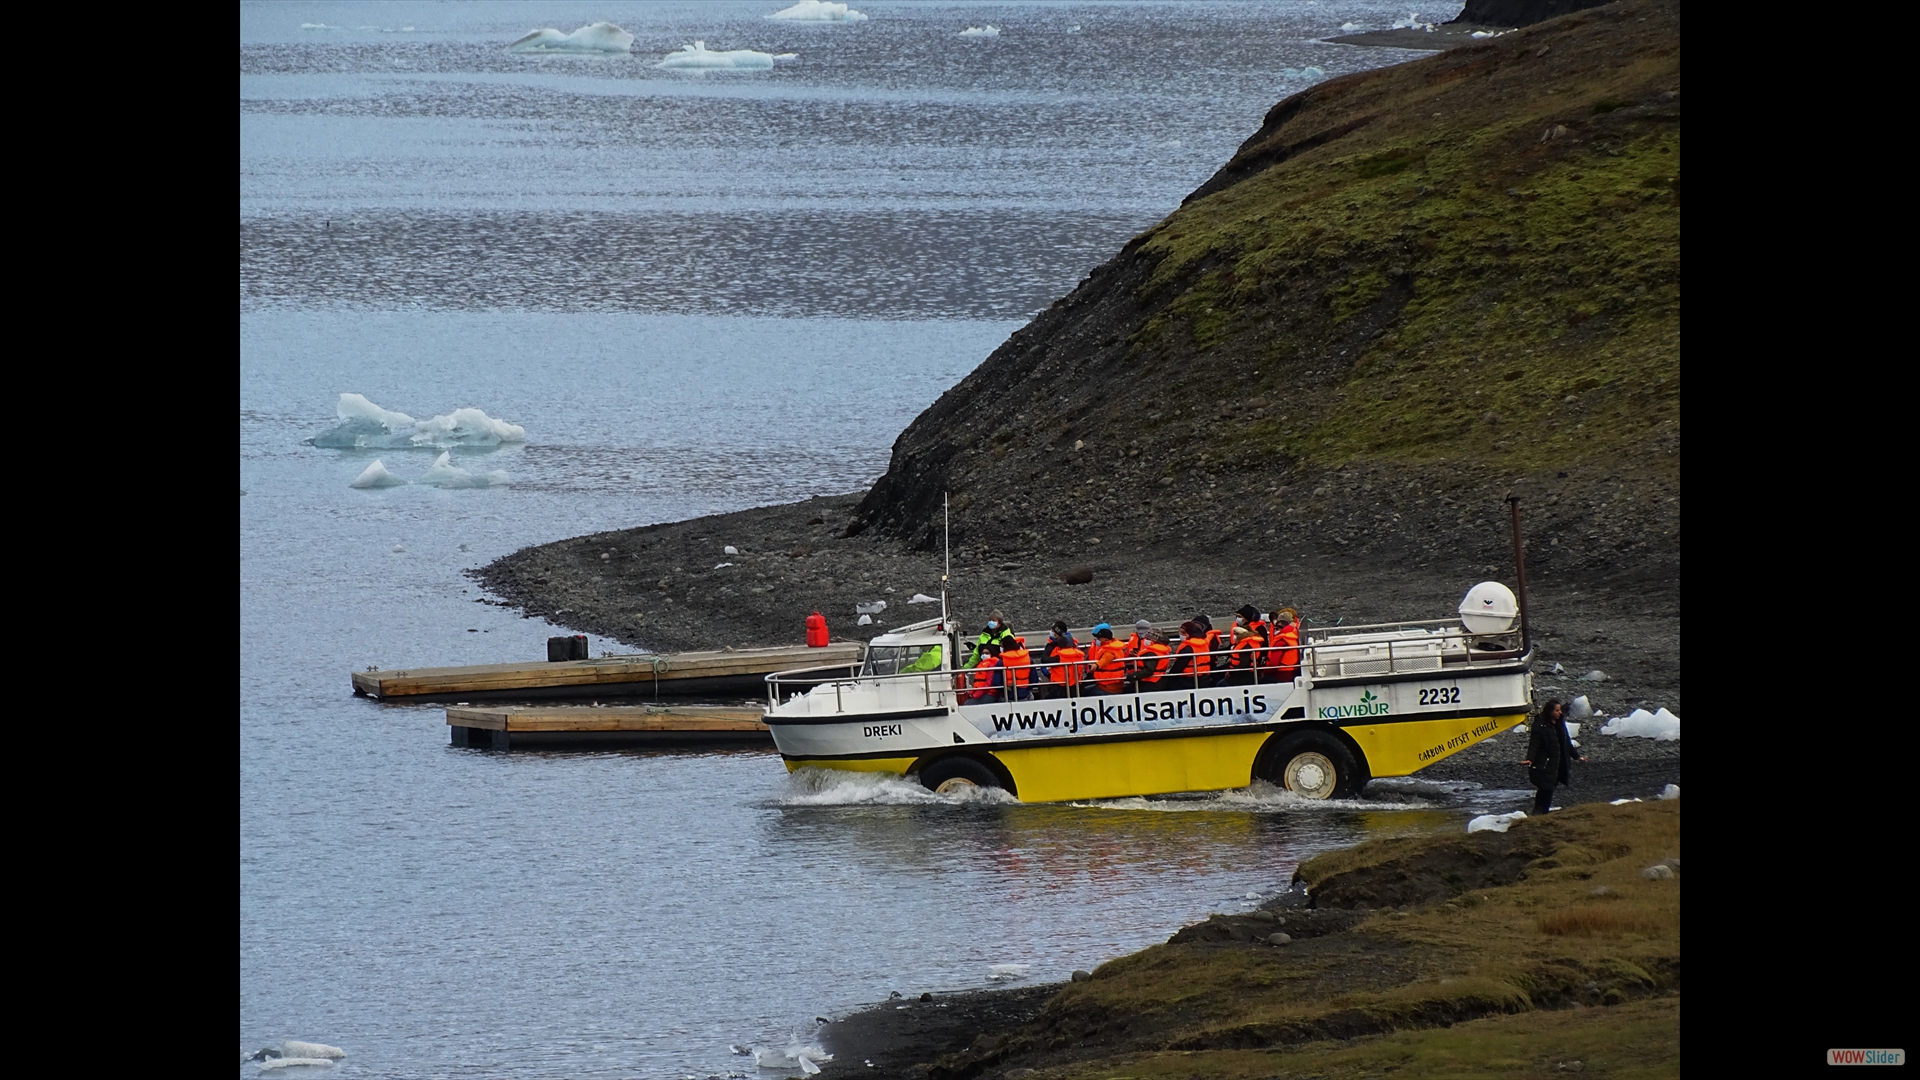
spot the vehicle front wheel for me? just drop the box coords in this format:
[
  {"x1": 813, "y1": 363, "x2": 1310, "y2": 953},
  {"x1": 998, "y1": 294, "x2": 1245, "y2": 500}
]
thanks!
[
  {"x1": 1262, "y1": 731, "x2": 1361, "y2": 799},
  {"x1": 918, "y1": 755, "x2": 1001, "y2": 795}
]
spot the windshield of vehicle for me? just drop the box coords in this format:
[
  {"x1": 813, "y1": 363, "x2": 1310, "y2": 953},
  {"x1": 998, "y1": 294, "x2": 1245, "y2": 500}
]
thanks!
[{"x1": 861, "y1": 644, "x2": 938, "y2": 677}]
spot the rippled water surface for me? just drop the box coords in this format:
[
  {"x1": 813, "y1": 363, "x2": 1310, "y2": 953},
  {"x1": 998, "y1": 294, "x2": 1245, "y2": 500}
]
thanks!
[{"x1": 238, "y1": 3, "x2": 1499, "y2": 1077}]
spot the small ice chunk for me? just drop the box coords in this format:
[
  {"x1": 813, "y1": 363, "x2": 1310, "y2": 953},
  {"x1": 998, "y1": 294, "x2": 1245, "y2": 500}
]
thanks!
[
  {"x1": 1567, "y1": 695, "x2": 1593, "y2": 718},
  {"x1": 855, "y1": 600, "x2": 887, "y2": 615},
  {"x1": 350, "y1": 459, "x2": 407, "y2": 489},
  {"x1": 258, "y1": 1060, "x2": 337, "y2": 1071},
  {"x1": 1340, "y1": 21, "x2": 1364, "y2": 31},
  {"x1": 418, "y1": 451, "x2": 507, "y2": 489},
  {"x1": 1601, "y1": 707, "x2": 1680, "y2": 741},
  {"x1": 1512, "y1": 723, "x2": 1527, "y2": 733},
  {"x1": 390, "y1": 543, "x2": 406, "y2": 553},
  {"x1": 1467, "y1": 811, "x2": 1527, "y2": 833},
  {"x1": 987, "y1": 962, "x2": 1031, "y2": 980},
  {"x1": 658, "y1": 41, "x2": 776, "y2": 69},
  {"x1": 507, "y1": 22, "x2": 634, "y2": 53},
  {"x1": 724, "y1": 545, "x2": 739, "y2": 555},
  {"x1": 908, "y1": 593, "x2": 939, "y2": 604},
  {"x1": 1580, "y1": 670, "x2": 1607, "y2": 682},
  {"x1": 714, "y1": 562, "x2": 734, "y2": 570},
  {"x1": 959, "y1": 25, "x2": 1001, "y2": 38},
  {"x1": 1564, "y1": 720, "x2": 1580, "y2": 740},
  {"x1": 280, "y1": 1042, "x2": 345, "y2": 1061},
  {"x1": 1609, "y1": 797, "x2": 1643, "y2": 805},
  {"x1": 769, "y1": 1, "x2": 868, "y2": 21},
  {"x1": 1658, "y1": 783, "x2": 1680, "y2": 800},
  {"x1": 857, "y1": 614, "x2": 872, "y2": 626},
  {"x1": 799, "y1": 1056, "x2": 821, "y2": 1075}
]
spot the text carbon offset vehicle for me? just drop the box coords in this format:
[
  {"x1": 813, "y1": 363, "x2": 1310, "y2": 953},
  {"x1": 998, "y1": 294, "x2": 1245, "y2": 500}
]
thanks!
[{"x1": 762, "y1": 501, "x2": 1539, "y2": 803}]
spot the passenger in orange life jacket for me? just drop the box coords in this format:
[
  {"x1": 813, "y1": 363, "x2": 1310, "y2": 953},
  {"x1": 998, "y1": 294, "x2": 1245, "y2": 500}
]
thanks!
[
  {"x1": 1241, "y1": 604, "x2": 1275, "y2": 678},
  {"x1": 1223, "y1": 607, "x2": 1266, "y2": 685},
  {"x1": 1165, "y1": 620, "x2": 1218, "y2": 688},
  {"x1": 1123, "y1": 618, "x2": 1154, "y2": 658},
  {"x1": 1087, "y1": 623, "x2": 1129, "y2": 695},
  {"x1": 966, "y1": 642, "x2": 1005, "y2": 703},
  {"x1": 1035, "y1": 621, "x2": 1086, "y2": 699},
  {"x1": 1129, "y1": 628, "x2": 1172, "y2": 689},
  {"x1": 999, "y1": 636, "x2": 1034, "y2": 702},
  {"x1": 1268, "y1": 608, "x2": 1302, "y2": 682}
]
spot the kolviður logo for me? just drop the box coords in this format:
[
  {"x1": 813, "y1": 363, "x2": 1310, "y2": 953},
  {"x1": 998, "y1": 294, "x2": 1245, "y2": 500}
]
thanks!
[{"x1": 1320, "y1": 689, "x2": 1390, "y2": 720}]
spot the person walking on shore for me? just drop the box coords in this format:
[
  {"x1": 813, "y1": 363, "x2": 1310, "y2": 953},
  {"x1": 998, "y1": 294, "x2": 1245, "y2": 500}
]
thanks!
[{"x1": 1522, "y1": 699, "x2": 1584, "y2": 813}]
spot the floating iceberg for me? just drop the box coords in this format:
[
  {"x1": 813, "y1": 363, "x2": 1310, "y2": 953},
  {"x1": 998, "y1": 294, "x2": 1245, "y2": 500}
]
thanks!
[
  {"x1": 310, "y1": 394, "x2": 526, "y2": 450},
  {"x1": 959, "y1": 25, "x2": 1001, "y2": 38},
  {"x1": 769, "y1": 1, "x2": 868, "y2": 21},
  {"x1": 1280, "y1": 65, "x2": 1327, "y2": 79},
  {"x1": 1391, "y1": 12, "x2": 1436, "y2": 31},
  {"x1": 753, "y1": 1044, "x2": 833, "y2": 1070},
  {"x1": 507, "y1": 22, "x2": 635, "y2": 54},
  {"x1": 1600, "y1": 707, "x2": 1680, "y2": 741},
  {"x1": 1340, "y1": 21, "x2": 1365, "y2": 31},
  {"x1": 658, "y1": 41, "x2": 776, "y2": 69},
  {"x1": 349, "y1": 459, "x2": 407, "y2": 489},
  {"x1": 1467, "y1": 811, "x2": 1527, "y2": 833},
  {"x1": 987, "y1": 963, "x2": 1031, "y2": 980},
  {"x1": 419, "y1": 451, "x2": 510, "y2": 489}
]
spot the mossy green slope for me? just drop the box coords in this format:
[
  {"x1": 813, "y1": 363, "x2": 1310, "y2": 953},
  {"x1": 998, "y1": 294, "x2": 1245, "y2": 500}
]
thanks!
[{"x1": 857, "y1": 0, "x2": 1680, "y2": 586}]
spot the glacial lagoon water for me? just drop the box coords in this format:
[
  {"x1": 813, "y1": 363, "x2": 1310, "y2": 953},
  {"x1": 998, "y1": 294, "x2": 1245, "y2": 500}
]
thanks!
[{"x1": 237, "y1": 3, "x2": 1524, "y2": 1076}]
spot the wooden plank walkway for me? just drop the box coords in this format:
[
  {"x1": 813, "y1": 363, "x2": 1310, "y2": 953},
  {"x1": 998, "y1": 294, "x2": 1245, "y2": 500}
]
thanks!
[
  {"x1": 351, "y1": 642, "x2": 861, "y2": 702},
  {"x1": 447, "y1": 704, "x2": 770, "y2": 749}
]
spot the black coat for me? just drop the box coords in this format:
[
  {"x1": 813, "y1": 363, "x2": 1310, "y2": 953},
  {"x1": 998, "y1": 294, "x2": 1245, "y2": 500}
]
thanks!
[{"x1": 1526, "y1": 714, "x2": 1576, "y2": 790}]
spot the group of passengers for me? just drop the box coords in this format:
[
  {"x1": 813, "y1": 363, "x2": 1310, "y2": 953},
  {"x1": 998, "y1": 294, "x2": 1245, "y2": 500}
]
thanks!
[{"x1": 958, "y1": 606, "x2": 1301, "y2": 703}]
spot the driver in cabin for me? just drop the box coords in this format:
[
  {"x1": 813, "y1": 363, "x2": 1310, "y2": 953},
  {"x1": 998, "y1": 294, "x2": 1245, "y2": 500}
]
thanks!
[{"x1": 902, "y1": 643, "x2": 942, "y2": 674}]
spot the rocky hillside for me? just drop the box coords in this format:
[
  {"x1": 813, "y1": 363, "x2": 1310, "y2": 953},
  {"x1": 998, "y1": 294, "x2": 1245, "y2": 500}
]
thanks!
[{"x1": 855, "y1": 0, "x2": 1679, "y2": 594}]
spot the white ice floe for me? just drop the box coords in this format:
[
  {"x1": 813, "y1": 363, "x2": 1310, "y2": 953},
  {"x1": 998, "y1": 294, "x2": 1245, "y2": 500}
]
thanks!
[
  {"x1": 908, "y1": 593, "x2": 939, "y2": 604},
  {"x1": 1610, "y1": 797, "x2": 1642, "y2": 805},
  {"x1": 724, "y1": 545, "x2": 739, "y2": 555},
  {"x1": 1470, "y1": 29, "x2": 1510, "y2": 38},
  {"x1": 658, "y1": 41, "x2": 776, "y2": 69},
  {"x1": 350, "y1": 460, "x2": 407, "y2": 489},
  {"x1": 1658, "y1": 783, "x2": 1680, "y2": 800},
  {"x1": 959, "y1": 25, "x2": 1001, "y2": 38},
  {"x1": 312, "y1": 394, "x2": 526, "y2": 450},
  {"x1": 855, "y1": 600, "x2": 887, "y2": 615},
  {"x1": 987, "y1": 963, "x2": 1031, "y2": 981},
  {"x1": 257, "y1": 1060, "x2": 337, "y2": 1071},
  {"x1": 1601, "y1": 707, "x2": 1680, "y2": 741},
  {"x1": 769, "y1": 1, "x2": 868, "y2": 21},
  {"x1": 1340, "y1": 21, "x2": 1365, "y2": 31},
  {"x1": 1391, "y1": 12, "x2": 1436, "y2": 31},
  {"x1": 1467, "y1": 810, "x2": 1527, "y2": 833},
  {"x1": 507, "y1": 22, "x2": 635, "y2": 53},
  {"x1": 300, "y1": 23, "x2": 344, "y2": 31},
  {"x1": 857, "y1": 614, "x2": 872, "y2": 625},
  {"x1": 418, "y1": 451, "x2": 510, "y2": 489}
]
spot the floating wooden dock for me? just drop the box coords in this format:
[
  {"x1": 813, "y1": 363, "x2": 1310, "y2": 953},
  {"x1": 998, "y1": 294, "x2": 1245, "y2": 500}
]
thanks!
[
  {"x1": 447, "y1": 704, "x2": 770, "y2": 749},
  {"x1": 350, "y1": 642, "x2": 861, "y2": 703}
]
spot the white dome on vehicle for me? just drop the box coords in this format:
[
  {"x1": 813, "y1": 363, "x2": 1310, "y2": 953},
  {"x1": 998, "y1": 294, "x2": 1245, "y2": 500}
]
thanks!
[{"x1": 1458, "y1": 581, "x2": 1518, "y2": 634}]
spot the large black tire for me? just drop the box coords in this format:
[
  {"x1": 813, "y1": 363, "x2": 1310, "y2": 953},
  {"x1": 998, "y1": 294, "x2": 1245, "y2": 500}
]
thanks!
[
  {"x1": 1261, "y1": 730, "x2": 1363, "y2": 799},
  {"x1": 919, "y1": 755, "x2": 1001, "y2": 795}
]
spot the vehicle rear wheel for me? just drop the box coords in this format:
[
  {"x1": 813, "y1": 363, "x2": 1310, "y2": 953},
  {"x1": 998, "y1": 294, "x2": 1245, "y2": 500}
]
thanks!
[
  {"x1": 919, "y1": 755, "x2": 1000, "y2": 795},
  {"x1": 1262, "y1": 731, "x2": 1361, "y2": 799}
]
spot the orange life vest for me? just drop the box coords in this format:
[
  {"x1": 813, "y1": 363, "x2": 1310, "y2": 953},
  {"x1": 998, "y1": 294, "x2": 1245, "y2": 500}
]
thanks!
[
  {"x1": 1090, "y1": 639, "x2": 1128, "y2": 691},
  {"x1": 1123, "y1": 633, "x2": 1148, "y2": 657},
  {"x1": 1172, "y1": 635, "x2": 1211, "y2": 679},
  {"x1": 1269, "y1": 623, "x2": 1300, "y2": 675},
  {"x1": 1048, "y1": 643, "x2": 1087, "y2": 684},
  {"x1": 1230, "y1": 631, "x2": 1265, "y2": 670},
  {"x1": 970, "y1": 655, "x2": 1003, "y2": 691},
  {"x1": 1000, "y1": 642, "x2": 1032, "y2": 687},
  {"x1": 1134, "y1": 640, "x2": 1171, "y2": 683}
]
